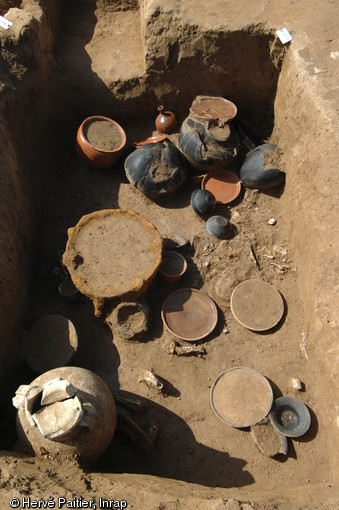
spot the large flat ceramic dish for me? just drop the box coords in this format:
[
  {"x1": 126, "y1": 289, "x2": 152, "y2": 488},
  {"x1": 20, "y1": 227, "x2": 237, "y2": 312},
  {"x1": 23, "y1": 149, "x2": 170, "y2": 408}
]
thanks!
[
  {"x1": 230, "y1": 279, "x2": 284, "y2": 331},
  {"x1": 63, "y1": 209, "x2": 163, "y2": 300},
  {"x1": 202, "y1": 170, "x2": 241, "y2": 204},
  {"x1": 161, "y1": 288, "x2": 218, "y2": 341},
  {"x1": 211, "y1": 367, "x2": 273, "y2": 428}
]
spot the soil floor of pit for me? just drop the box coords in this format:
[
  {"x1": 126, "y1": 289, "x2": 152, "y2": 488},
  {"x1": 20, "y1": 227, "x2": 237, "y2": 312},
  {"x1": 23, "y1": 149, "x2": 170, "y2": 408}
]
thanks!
[
  {"x1": 1, "y1": 0, "x2": 338, "y2": 506},
  {"x1": 0, "y1": 113, "x2": 333, "y2": 509}
]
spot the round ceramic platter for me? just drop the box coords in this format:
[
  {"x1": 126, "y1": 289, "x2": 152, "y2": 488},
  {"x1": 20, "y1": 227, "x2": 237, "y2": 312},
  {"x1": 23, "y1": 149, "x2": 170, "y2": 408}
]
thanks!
[
  {"x1": 161, "y1": 288, "x2": 218, "y2": 341},
  {"x1": 25, "y1": 315, "x2": 78, "y2": 374},
  {"x1": 190, "y1": 97, "x2": 237, "y2": 121},
  {"x1": 230, "y1": 279, "x2": 284, "y2": 331},
  {"x1": 211, "y1": 366, "x2": 273, "y2": 428},
  {"x1": 63, "y1": 209, "x2": 162, "y2": 300},
  {"x1": 202, "y1": 170, "x2": 241, "y2": 204}
]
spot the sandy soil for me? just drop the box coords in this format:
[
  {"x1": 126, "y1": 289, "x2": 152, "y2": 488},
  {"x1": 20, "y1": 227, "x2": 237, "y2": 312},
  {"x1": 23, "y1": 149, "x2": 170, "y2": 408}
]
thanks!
[
  {"x1": 0, "y1": 114, "x2": 329, "y2": 507},
  {"x1": 0, "y1": 0, "x2": 338, "y2": 508}
]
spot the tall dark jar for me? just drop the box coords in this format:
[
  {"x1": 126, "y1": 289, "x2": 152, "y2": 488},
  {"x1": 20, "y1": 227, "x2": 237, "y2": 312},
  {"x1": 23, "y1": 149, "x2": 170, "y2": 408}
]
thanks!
[{"x1": 178, "y1": 95, "x2": 241, "y2": 173}]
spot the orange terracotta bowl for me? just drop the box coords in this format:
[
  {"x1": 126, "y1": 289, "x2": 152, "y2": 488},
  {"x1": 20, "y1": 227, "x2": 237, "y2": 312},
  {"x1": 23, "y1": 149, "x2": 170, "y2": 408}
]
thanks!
[{"x1": 76, "y1": 115, "x2": 127, "y2": 168}]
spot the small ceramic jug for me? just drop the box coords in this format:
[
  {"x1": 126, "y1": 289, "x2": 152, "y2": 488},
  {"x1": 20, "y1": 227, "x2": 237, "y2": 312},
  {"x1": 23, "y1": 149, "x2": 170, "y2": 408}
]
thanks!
[{"x1": 155, "y1": 106, "x2": 177, "y2": 133}]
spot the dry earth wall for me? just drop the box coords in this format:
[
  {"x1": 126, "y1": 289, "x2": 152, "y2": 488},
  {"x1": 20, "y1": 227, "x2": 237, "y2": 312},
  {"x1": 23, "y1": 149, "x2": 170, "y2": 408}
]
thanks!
[
  {"x1": 273, "y1": 44, "x2": 339, "y2": 481},
  {"x1": 142, "y1": 6, "x2": 285, "y2": 137},
  {"x1": 0, "y1": 0, "x2": 58, "y2": 400}
]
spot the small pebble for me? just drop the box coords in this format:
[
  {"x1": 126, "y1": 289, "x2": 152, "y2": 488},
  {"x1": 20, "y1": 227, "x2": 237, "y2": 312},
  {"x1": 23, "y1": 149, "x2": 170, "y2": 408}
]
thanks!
[
  {"x1": 291, "y1": 377, "x2": 303, "y2": 390},
  {"x1": 173, "y1": 234, "x2": 189, "y2": 247},
  {"x1": 268, "y1": 218, "x2": 277, "y2": 225}
]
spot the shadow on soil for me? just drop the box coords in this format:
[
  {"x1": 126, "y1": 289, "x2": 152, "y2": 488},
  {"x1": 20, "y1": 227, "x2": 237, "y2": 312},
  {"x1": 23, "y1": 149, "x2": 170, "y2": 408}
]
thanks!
[{"x1": 95, "y1": 391, "x2": 255, "y2": 489}]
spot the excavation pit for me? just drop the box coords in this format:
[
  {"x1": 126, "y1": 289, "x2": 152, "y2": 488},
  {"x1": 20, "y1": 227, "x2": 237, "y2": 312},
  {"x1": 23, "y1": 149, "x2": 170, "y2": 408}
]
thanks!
[{"x1": 0, "y1": 0, "x2": 337, "y2": 508}]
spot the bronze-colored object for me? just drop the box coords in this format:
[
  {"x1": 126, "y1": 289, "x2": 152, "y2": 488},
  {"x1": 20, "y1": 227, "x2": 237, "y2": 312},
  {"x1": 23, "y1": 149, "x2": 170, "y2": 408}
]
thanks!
[{"x1": 155, "y1": 106, "x2": 177, "y2": 133}]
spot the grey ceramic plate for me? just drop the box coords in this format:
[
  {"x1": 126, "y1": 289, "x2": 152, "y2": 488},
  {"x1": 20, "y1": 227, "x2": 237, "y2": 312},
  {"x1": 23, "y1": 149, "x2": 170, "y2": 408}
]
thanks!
[{"x1": 269, "y1": 396, "x2": 311, "y2": 438}]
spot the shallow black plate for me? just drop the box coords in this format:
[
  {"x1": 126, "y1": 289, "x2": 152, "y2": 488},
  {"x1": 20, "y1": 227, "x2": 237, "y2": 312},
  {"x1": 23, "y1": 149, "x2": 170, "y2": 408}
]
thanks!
[{"x1": 269, "y1": 396, "x2": 311, "y2": 438}]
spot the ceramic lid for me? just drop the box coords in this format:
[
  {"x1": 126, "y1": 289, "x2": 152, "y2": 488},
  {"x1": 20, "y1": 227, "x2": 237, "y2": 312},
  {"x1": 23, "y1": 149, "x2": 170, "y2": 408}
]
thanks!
[
  {"x1": 63, "y1": 209, "x2": 163, "y2": 300},
  {"x1": 211, "y1": 367, "x2": 273, "y2": 428},
  {"x1": 133, "y1": 135, "x2": 166, "y2": 147},
  {"x1": 161, "y1": 288, "x2": 218, "y2": 341},
  {"x1": 230, "y1": 279, "x2": 284, "y2": 331}
]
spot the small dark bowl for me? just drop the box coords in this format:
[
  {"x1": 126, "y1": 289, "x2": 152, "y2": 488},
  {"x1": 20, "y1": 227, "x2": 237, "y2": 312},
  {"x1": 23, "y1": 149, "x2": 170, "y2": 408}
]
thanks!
[
  {"x1": 269, "y1": 396, "x2": 311, "y2": 438},
  {"x1": 159, "y1": 250, "x2": 187, "y2": 284},
  {"x1": 58, "y1": 278, "x2": 80, "y2": 302},
  {"x1": 204, "y1": 215, "x2": 232, "y2": 239},
  {"x1": 191, "y1": 189, "x2": 216, "y2": 216}
]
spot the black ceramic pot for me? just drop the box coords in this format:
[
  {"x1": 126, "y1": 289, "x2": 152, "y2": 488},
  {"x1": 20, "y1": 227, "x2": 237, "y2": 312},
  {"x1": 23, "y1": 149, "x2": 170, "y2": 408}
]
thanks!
[
  {"x1": 191, "y1": 189, "x2": 216, "y2": 216},
  {"x1": 125, "y1": 140, "x2": 189, "y2": 199},
  {"x1": 240, "y1": 143, "x2": 285, "y2": 189}
]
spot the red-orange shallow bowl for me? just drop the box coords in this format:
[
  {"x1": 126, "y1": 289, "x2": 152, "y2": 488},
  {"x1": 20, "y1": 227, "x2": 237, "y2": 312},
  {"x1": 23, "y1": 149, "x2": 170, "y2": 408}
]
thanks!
[{"x1": 202, "y1": 170, "x2": 241, "y2": 204}]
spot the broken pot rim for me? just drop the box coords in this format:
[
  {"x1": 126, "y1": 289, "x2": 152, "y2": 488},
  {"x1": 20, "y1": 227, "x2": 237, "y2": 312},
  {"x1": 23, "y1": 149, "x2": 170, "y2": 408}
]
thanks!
[
  {"x1": 24, "y1": 315, "x2": 78, "y2": 374},
  {"x1": 189, "y1": 96, "x2": 237, "y2": 122},
  {"x1": 58, "y1": 278, "x2": 80, "y2": 299}
]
